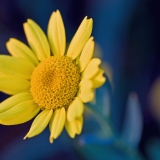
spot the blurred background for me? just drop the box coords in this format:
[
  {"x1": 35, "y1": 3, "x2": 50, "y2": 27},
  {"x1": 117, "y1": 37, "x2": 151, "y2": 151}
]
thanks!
[{"x1": 0, "y1": 0, "x2": 160, "y2": 159}]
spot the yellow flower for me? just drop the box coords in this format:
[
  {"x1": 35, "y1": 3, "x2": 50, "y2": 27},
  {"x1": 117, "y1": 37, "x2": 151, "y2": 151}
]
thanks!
[{"x1": 0, "y1": 10, "x2": 105, "y2": 143}]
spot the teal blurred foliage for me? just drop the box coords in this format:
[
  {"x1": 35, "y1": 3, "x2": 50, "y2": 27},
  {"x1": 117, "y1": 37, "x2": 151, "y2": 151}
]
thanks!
[
  {"x1": 1, "y1": 0, "x2": 160, "y2": 159},
  {"x1": 121, "y1": 93, "x2": 143, "y2": 148},
  {"x1": 146, "y1": 138, "x2": 160, "y2": 160},
  {"x1": 75, "y1": 80, "x2": 144, "y2": 160}
]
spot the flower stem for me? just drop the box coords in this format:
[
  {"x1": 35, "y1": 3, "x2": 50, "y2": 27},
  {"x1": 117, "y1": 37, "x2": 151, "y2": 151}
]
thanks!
[{"x1": 85, "y1": 105, "x2": 113, "y2": 137}]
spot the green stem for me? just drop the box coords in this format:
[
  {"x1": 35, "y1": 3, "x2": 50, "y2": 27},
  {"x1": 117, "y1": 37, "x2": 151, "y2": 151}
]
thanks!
[{"x1": 85, "y1": 105, "x2": 113, "y2": 137}]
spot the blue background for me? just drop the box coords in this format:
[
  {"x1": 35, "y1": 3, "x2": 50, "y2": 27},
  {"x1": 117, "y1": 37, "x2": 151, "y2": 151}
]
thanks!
[{"x1": 0, "y1": 0, "x2": 160, "y2": 159}]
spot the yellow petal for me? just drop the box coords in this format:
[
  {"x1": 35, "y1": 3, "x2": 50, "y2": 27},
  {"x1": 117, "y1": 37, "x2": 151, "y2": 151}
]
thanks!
[
  {"x1": 67, "y1": 17, "x2": 93, "y2": 60},
  {"x1": 76, "y1": 116, "x2": 83, "y2": 134},
  {"x1": 79, "y1": 37, "x2": 94, "y2": 72},
  {"x1": 0, "y1": 92, "x2": 33, "y2": 113},
  {"x1": 0, "y1": 100, "x2": 40, "y2": 125},
  {"x1": 24, "y1": 109, "x2": 53, "y2": 139},
  {"x1": 0, "y1": 77, "x2": 30, "y2": 95},
  {"x1": 78, "y1": 91, "x2": 94, "y2": 103},
  {"x1": 49, "y1": 107, "x2": 65, "y2": 143},
  {"x1": 65, "y1": 116, "x2": 83, "y2": 138},
  {"x1": 75, "y1": 54, "x2": 80, "y2": 65},
  {"x1": 78, "y1": 79, "x2": 94, "y2": 103},
  {"x1": 78, "y1": 88, "x2": 94, "y2": 103},
  {"x1": 91, "y1": 69, "x2": 106, "y2": 88},
  {"x1": 79, "y1": 79, "x2": 93, "y2": 88},
  {"x1": 48, "y1": 10, "x2": 66, "y2": 56},
  {"x1": 67, "y1": 97, "x2": 84, "y2": 121},
  {"x1": 23, "y1": 19, "x2": 50, "y2": 61},
  {"x1": 0, "y1": 55, "x2": 35, "y2": 79},
  {"x1": 82, "y1": 58, "x2": 101, "y2": 79},
  {"x1": 6, "y1": 38, "x2": 39, "y2": 66}
]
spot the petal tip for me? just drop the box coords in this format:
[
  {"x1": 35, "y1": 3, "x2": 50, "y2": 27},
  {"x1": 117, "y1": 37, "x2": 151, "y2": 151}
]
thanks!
[
  {"x1": 90, "y1": 36, "x2": 94, "y2": 41},
  {"x1": 88, "y1": 18, "x2": 93, "y2": 26},
  {"x1": 56, "y1": 9, "x2": 60, "y2": 13},
  {"x1": 23, "y1": 22, "x2": 28, "y2": 28},
  {"x1": 9, "y1": 38, "x2": 14, "y2": 41},
  {"x1": 70, "y1": 134, "x2": 75, "y2": 138},
  {"x1": 27, "y1": 19, "x2": 32, "y2": 23},
  {"x1": 50, "y1": 137, "x2": 54, "y2": 143},
  {"x1": 6, "y1": 41, "x2": 9, "y2": 47}
]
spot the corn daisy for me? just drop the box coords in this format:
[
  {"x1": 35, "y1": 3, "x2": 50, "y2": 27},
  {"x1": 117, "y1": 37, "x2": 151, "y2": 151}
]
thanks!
[{"x1": 0, "y1": 10, "x2": 105, "y2": 143}]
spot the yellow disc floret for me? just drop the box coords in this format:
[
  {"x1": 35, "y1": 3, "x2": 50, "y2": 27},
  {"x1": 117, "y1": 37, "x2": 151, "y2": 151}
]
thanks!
[{"x1": 30, "y1": 56, "x2": 80, "y2": 110}]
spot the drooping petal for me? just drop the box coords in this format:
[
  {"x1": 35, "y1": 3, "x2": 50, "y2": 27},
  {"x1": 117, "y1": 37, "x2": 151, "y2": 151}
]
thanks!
[
  {"x1": 82, "y1": 58, "x2": 101, "y2": 79},
  {"x1": 0, "y1": 92, "x2": 33, "y2": 113},
  {"x1": 67, "y1": 17, "x2": 93, "y2": 60},
  {"x1": 91, "y1": 69, "x2": 106, "y2": 88},
  {"x1": 48, "y1": 10, "x2": 66, "y2": 56},
  {"x1": 0, "y1": 76, "x2": 30, "y2": 95},
  {"x1": 49, "y1": 107, "x2": 65, "y2": 143},
  {"x1": 67, "y1": 97, "x2": 84, "y2": 121},
  {"x1": 0, "y1": 55, "x2": 35, "y2": 79},
  {"x1": 65, "y1": 116, "x2": 83, "y2": 138},
  {"x1": 78, "y1": 87, "x2": 94, "y2": 103},
  {"x1": 0, "y1": 100, "x2": 40, "y2": 125},
  {"x1": 78, "y1": 79, "x2": 94, "y2": 103},
  {"x1": 79, "y1": 37, "x2": 94, "y2": 72},
  {"x1": 6, "y1": 38, "x2": 39, "y2": 66},
  {"x1": 23, "y1": 19, "x2": 50, "y2": 61},
  {"x1": 24, "y1": 109, "x2": 53, "y2": 139},
  {"x1": 79, "y1": 79, "x2": 93, "y2": 88}
]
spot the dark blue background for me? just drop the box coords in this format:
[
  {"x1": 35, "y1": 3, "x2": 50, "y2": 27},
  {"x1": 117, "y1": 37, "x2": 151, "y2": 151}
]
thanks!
[{"x1": 0, "y1": 0, "x2": 160, "y2": 159}]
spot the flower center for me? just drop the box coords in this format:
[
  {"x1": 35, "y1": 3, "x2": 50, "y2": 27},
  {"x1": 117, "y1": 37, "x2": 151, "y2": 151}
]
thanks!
[{"x1": 30, "y1": 56, "x2": 80, "y2": 110}]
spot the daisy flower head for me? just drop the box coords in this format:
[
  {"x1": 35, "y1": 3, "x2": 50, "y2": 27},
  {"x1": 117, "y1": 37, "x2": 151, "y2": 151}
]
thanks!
[{"x1": 0, "y1": 10, "x2": 106, "y2": 143}]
